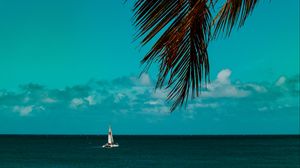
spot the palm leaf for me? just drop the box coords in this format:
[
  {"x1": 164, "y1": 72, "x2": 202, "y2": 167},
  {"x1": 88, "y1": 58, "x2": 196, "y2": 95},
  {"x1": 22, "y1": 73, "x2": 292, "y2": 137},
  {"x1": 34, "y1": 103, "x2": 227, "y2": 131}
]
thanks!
[
  {"x1": 213, "y1": 0, "x2": 259, "y2": 37},
  {"x1": 133, "y1": 0, "x2": 260, "y2": 111},
  {"x1": 134, "y1": 0, "x2": 211, "y2": 111}
]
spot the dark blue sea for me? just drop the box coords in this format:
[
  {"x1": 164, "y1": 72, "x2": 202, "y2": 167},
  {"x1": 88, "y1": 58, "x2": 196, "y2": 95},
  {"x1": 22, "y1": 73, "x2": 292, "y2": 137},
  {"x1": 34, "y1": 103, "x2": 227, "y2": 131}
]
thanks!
[{"x1": 0, "y1": 135, "x2": 299, "y2": 168}]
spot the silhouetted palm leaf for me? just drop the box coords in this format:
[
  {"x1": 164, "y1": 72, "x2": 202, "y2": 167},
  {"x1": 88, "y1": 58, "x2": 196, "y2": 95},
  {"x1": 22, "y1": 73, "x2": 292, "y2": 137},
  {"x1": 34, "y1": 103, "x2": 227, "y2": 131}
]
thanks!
[
  {"x1": 133, "y1": 0, "x2": 260, "y2": 111},
  {"x1": 213, "y1": 0, "x2": 259, "y2": 37}
]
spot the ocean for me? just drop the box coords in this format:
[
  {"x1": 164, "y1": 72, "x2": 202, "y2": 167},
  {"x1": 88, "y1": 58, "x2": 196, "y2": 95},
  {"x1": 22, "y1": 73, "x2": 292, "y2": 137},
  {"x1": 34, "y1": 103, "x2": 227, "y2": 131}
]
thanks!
[{"x1": 0, "y1": 135, "x2": 299, "y2": 168}]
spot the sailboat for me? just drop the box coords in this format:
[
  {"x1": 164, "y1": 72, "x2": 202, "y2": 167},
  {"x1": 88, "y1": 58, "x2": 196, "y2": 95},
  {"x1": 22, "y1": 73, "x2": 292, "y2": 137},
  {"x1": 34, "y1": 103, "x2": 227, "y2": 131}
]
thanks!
[{"x1": 102, "y1": 126, "x2": 119, "y2": 148}]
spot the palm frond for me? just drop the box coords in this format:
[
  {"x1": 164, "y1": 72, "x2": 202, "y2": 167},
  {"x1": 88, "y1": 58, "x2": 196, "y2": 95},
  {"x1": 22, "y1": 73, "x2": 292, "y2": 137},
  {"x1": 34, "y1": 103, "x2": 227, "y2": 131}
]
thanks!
[
  {"x1": 134, "y1": 0, "x2": 211, "y2": 111},
  {"x1": 213, "y1": 0, "x2": 259, "y2": 37},
  {"x1": 133, "y1": 0, "x2": 260, "y2": 112}
]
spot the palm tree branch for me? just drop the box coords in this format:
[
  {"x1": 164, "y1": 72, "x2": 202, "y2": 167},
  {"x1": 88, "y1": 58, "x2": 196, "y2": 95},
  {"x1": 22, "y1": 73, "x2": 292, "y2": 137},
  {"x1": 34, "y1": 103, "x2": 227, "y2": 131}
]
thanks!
[
  {"x1": 135, "y1": 0, "x2": 211, "y2": 111},
  {"x1": 212, "y1": 0, "x2": 259, "y2": 37},
  {"x1": 133, "y1": 0, "x2": 260, "y2": 112}
]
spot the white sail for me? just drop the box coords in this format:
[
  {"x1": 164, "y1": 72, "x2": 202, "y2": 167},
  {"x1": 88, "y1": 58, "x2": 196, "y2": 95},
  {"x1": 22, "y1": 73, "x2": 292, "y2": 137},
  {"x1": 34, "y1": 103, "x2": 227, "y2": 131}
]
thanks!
[
  {"x1": 110, "y1": 127, "x2": 114, "y2": 143},
  {"x1": 102, "y1": 125, "x2": 119, "y2": 148},
  {"x1": 108, "y1": 126, "x2": 113, "y2": 144}
]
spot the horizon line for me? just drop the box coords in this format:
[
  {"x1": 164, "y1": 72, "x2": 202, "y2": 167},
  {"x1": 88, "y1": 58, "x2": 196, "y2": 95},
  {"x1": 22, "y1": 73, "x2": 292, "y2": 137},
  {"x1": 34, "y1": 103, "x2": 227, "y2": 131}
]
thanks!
[{"x1": 0, "y1": 133, "x2": 299, "y2": 136}]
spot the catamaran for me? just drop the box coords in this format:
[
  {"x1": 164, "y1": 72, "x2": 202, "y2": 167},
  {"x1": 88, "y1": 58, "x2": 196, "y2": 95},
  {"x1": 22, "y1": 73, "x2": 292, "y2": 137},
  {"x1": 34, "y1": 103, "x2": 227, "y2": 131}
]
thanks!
[{"x1": 102, "y1": 126, "x2": 119, "y2": 148}]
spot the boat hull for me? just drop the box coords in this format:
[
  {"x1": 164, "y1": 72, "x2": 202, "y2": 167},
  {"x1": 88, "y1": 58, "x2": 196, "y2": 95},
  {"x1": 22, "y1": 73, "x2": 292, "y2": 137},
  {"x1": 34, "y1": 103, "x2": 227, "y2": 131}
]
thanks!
[{"x1": 102, "y1": 143, "x2": 119, "y2": 148}]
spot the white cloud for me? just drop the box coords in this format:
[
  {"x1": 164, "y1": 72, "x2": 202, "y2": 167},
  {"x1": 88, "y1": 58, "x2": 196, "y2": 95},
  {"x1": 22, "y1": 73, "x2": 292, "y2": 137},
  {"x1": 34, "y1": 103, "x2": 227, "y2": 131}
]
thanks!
[
  {"x1": 245, "y1": 84, "x2": 267, "y2": 93},
  {"x1": 188, "y1": 102, "x2": 219, "y2": 109},
  {"x1": 84, "y1": 95, "x2": 96, "y2": 105},
  {"x1": 258, "y1": 106, "x2": 268, "y2": 112},
  {"x1": 276, "y1": 76, "x2": 286, "y2": 86},
  {"x1": 13, "y1": 105, "x2": 34, "y2": 116},
  {"x1": 129, "y1": 73, "x2": 152, "y2": 86},
  {"x1": 139, "y1": 73, "x2": 151, "y2": 86},
  {"x1": 145, "y1": 100, "x2": 163, "y2": 105},
  {"x1": 70, "y1": 98, "x2": 84, "y2": 109},
  {"x1": 114, "y1": 93, "x2": 125, "y2": 103},
  {"x1": 202, "y1": 69, "x2": 250, "y2": 98},
  {"x1": 1, "y1": 70, "x2": 299, "y2": 118},
  {"x1": 131, "y1": 86, "x2": 147, "y2": 95},
  {"x1": 152, "y1": 89, "x2": 168, "y2": 99},
  {"x1": 216, "y1": 69, "x2": 231, "y2": 84},
  {"x1": 42, "y1": 97, "x2": 57, "y2": 103}
]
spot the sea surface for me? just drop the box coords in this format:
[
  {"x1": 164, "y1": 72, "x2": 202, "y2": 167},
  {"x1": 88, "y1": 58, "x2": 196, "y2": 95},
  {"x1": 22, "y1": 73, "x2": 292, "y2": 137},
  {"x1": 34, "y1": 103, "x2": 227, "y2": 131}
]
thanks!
[{"x1": 0, "y1": 135, "x2": 299, "y2": 168}]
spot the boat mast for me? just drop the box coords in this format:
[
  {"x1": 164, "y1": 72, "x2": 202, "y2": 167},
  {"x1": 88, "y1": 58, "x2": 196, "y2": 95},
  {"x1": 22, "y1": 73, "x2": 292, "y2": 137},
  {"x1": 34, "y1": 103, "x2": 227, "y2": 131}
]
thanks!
[
  {"x1": 110, "y1": 126, "x2": 114, "y2": 144},
  {"x1": 108, "y1": 125, "x2": 113, "y2": 144}
]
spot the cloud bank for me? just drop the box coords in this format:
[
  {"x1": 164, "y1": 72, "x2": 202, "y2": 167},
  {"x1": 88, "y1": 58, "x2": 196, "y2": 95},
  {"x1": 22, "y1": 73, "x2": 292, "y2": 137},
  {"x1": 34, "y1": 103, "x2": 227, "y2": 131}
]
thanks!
[{"x1": 0, "y1": 70, "x2": 299, "y2": 134}]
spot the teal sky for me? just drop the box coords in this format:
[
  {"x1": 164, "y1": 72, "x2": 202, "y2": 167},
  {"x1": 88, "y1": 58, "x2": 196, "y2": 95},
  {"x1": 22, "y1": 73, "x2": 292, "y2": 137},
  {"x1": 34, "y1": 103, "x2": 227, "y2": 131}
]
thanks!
[{"x1": 0, "y1": 0, "x2": 299, "y2": 135}]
